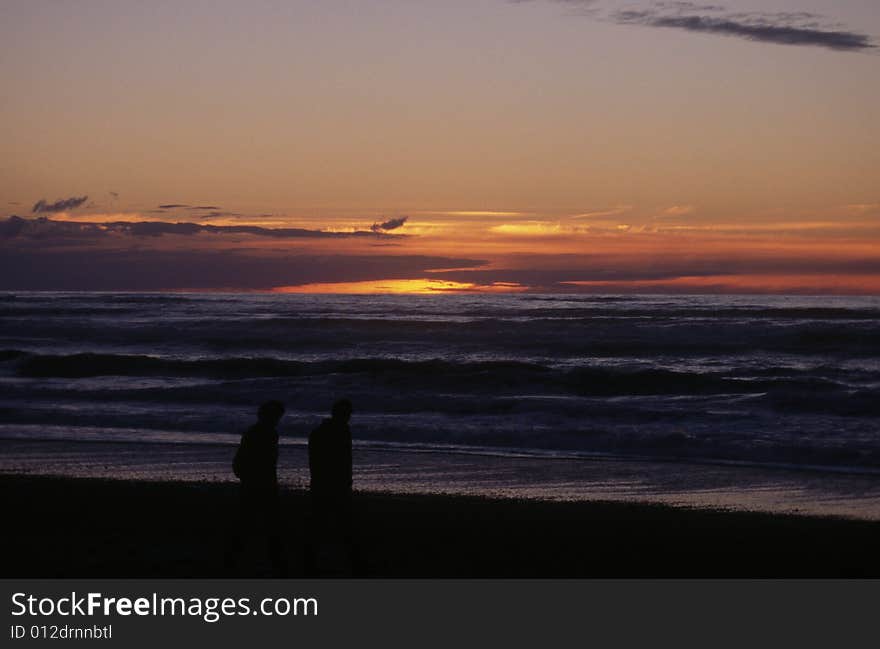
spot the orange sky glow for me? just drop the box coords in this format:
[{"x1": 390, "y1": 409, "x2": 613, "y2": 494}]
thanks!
[{"x1": 1, "y1": 1, "x2": 878, "y2": 294}]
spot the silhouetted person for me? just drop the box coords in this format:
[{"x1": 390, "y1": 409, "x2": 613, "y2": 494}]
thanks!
[
  {"x1": 226, "y1": 400, "x2": 287, "y2": 576},
  {"x1": 307, "y1": 398, "x2": 354, "y2": 574}
]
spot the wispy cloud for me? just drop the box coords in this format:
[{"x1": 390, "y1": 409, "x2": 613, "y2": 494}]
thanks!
[
  {"x1": 660, "y1": 205, "x2": 696, "y2": 217},
  {"x1": 157, "y1": 203, "x2": 222, "y2": 211},
  {"x1": 611, "y1": 3, "x2": 876, "y2": 52},
  {"x1": 371, "y1": 216, "x2": 409, "y2": 233},
  {"x1": 489, "y1": 220, "x2": 635, "y2": 236},
  {"x1": 571, "y1": 205, "x2": 633, "y2": 220},
  {"x1": 513, "y1": 1, "x2": 876, "y2": 52},
  {"x1": 845, "y1": 203, "x2": 880, "y2": 215},
  {"x1": 490, "y1": 221, "x2": 564, "y2": 235},
  {"x1": 416, "y1": 210, "x2": 530, "y2": 218},
  {"x1": 510, "y1": 0, "x2": 600, "y2": 12},
  {"x1": 32, "y1": 195, "x2": 89, "y2": 214}
]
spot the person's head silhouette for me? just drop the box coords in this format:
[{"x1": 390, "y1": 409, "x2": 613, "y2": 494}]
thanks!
[
  {"x1": 257, "y1": 400, "x2": 285, "y2": 426},
  {"x1": 331, "y1": 399, "x2": 353, "y2": 424}
]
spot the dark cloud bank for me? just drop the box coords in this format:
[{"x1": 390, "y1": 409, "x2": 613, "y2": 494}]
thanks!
[
  {"x1": 0, "y1": 215, "x2": 402, "y2": 241},
  {"x1": 3, "y1": 217, "x2": 879, "y2": 291},
  {"x1": 3, "y1": 247, "x2": 877, "y2": 292},
  {"x1": 0, "y1": 248, "x2": 487, "y2": 291},
  {"x1": 0, "y1": 214, "x2": 455, "y2": 291}
]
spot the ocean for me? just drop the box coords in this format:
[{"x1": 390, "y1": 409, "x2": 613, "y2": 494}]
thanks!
[{"x1": 2, "y1": 292, "x2": 879, "y2": 517}]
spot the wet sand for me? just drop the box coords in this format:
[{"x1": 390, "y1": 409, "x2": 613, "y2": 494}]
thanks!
[
  {"x1": 2, "y1": 474, "x2": 878, "y2": 577},
  {"x1": 2, "y1": 435, "x2": 880, "y2": 520}
]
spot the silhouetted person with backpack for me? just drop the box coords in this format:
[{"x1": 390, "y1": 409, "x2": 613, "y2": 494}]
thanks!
[
  {"x1": 307, "y1": 398, "x2": 354, "y2": 574},
  {"x1": 226, "y1": 400, "x2": 287, "y2": 576}
]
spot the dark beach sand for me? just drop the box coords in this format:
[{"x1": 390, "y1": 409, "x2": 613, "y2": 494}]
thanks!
[{"x1": 2, "y1": 475, "x2": 878, "y2": 578}]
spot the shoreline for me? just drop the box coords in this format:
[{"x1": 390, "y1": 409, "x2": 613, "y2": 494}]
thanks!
[
  {"x1": 7, "y1": 423, "x2": 880, "y2": 479},
  {"x1": 3, "y1": 474, "x2": 879, "y2": 577},
  {"x1": 3, "y1": 436, "x2": 880, "y2": 521}
]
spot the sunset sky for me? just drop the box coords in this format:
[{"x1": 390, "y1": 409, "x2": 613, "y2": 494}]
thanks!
[{"x1": 2, "y1": 0, "x2": 878, "y2": 293}]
